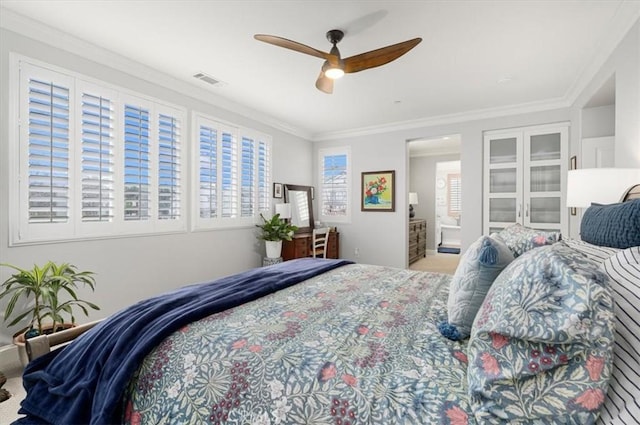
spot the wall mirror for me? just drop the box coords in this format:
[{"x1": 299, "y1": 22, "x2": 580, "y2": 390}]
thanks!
[{"x1": 284, "y1": 184, "x2": 314, "y2": 234}]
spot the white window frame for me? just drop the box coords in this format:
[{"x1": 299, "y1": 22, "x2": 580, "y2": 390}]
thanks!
[
  {"x1": 192, "y1": 112, "x2": 272, "y2": 231},
  {"x1": 9, "y1": 54, "x2": 186, "y2": 245},
  {"x1": 447, "y1": 173, "x2": 461, "y2": 218},
  {"x1": 318, "y1": 146, "x2": 351, "y2": 224}
]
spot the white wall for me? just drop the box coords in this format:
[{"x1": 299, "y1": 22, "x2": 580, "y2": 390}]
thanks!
[
  {"x1": 0, "y1": 29, "x2": 313, "y2": 344},
  {"x1": 571, "y1": 20, "x2": 640, "y2": 168},
  {"x1": 315, "y1": 108, "x2": 570, "y2": 268},
  {"x1": 581, "y1": 105, "x2": 615, "y2": 139},
  {"x1": 318, "y1": 19, "x2": 640, "y2": 265},
  {"x1": 568, "y1": 20, "x2": 640, "y2": 237}
]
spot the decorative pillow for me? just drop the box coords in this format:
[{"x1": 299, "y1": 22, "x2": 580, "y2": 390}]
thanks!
[
  {"x1": 467, "y1": 242, "x2": 615, "y2": 424},
  {"x1": 439, "y1": 235, "x2": 515, "y2": 340},
  {"x1": 496, "y1": 223, "x2": 561, "y2": 257},
  {"x1": 599, "y1": 246, "x2": 640, "y2": 424},
  {"x1": 563, "y1": 238, "x2": 620, "y2": 264},
  {"x1": 581, "y1": 199, "x2": 640, "y2": 249}
]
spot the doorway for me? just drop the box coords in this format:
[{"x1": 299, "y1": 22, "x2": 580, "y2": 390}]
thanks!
[{"x1": 407, "y1": 134, "x2": 461, "y2": 272}]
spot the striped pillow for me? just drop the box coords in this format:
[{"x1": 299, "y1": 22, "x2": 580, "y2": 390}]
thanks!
[
  {"x1": 563, "y1": 238, "x2": 620, "y2": 264},
  {"x1": 599, "y1": 246, "x2": 640, "y2": 424}
]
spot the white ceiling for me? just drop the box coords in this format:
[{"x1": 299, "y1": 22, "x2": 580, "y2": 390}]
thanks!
[{"x1": 1, "y1": 1, "x2": 637, "y2": 140}]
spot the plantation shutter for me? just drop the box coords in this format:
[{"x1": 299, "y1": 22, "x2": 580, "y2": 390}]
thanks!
[
  {"x1": 158, "y1": 113, "x2": 180, "y2": 220},
  {"x1": 199, "y1": 124, "x2": 218, "y2": 218},
  {"x1": 27, "y1": 77, "x2": 70, "y2": 224},
  {"x1": 448, "y1": 173, "x2": 461, "y2": 217},
  {"x1": 321, "y1": 153, "x2": 348, "y2": 217},
  {"x1": 240, "y1": 136, "x2": 255, "y2": 217},
  {"x1": 221, "y1": 131, "x2": 237, "y2": 218},
  {"x1": 257, "y1": 140, "x2": 270, "y2": 212},
  {"x1": 81, "y1": 92, "x2": 114, "y2": 222},
  {"x1": 123, "y1": 104, "x2": 150, "y2": 221}
]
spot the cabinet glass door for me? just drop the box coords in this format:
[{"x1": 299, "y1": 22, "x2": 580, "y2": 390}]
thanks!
[
  {"x1": 529, "y1": 133, "x2": 561, "y2": 162},
  {"x1": 489, "y1": 137, "x2": 518, "y2": 163},
  {"x1": 484, "y1": 133, "x2": 522, "y2": 234},
  {"x1": 529, "y1": 165, "x2": 561, "y2": 192},
  {"x1": 523, "y1": 128, "x2": 567, "y2": 232},
  {"x1": 490, "y1": 168, "x2": 517, "y2": 193}
]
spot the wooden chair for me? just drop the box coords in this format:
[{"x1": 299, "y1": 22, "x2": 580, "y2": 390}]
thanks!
[{"x1": 312, "y1": 227, "x2": 330, "y2": 258}]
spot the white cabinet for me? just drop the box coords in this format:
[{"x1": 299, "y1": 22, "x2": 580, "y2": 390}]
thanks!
[{"x1": 483, "y1": 123, "x2": 568, "y2": 236}]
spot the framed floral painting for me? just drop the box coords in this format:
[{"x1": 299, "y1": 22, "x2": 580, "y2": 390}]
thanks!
[{"x1": 361, "y1": 170, "x2": 395, "y2": 211}]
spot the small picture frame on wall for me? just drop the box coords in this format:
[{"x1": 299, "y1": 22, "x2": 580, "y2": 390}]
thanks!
[
  {"x1": 570, "y1": 156, "x2": 577, "y2": 216},
  {"x1": 361, "y1": 170, "x2": 395, "y2": 212},
  {"x1": 273, "y1": 182, "x2": 283, "y2": 199}
]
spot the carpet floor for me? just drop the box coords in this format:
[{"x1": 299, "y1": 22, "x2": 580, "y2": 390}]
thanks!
[
  {"x1": 409, "y1": 253, "x2": 460, "y2": 275},
  {"x1": 0, "y1": 364, "x2": 25, "y2": 423}
]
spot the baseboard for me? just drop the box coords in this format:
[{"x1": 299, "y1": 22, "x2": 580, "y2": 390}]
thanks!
[
  {"x1": 426, "y1": 249, "x2": 437, "y2": 255},
  {"x1": 0, "y1": 344, "x2": 22, "y2": 373}
]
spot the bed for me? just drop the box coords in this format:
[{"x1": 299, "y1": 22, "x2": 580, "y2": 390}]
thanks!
[{"x1": 14, "y1": 188, "x2": 640, "y2": 425}]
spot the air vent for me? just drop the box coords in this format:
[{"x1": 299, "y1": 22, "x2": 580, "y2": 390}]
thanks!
[{"x1": 193, "y1": 72, "x2": 225, "y2": 87}]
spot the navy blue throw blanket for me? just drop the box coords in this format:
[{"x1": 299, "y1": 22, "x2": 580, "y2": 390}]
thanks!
[{"x1": 17, "y1": 258, "x2": 352, "y2": 425}]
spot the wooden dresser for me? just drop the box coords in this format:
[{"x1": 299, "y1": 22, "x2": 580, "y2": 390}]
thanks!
[
  {"x1": 282, "y1": 232, "x2": 339, "y2": 260},
  {"x1": 409, "y1": 219, "x2": 427, "y2": 264}
]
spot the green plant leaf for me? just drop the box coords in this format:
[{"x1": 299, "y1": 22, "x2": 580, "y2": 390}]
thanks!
[{"x1": 1, "y1": 261, "x2": 99, "y2": 334}]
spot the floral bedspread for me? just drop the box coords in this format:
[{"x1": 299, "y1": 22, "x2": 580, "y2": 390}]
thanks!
[{"x1": 123, "y1": 264, "x2": 473, "y2": 425}]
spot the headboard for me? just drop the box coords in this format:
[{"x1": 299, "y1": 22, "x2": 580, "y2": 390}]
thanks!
[{"x1": 621, "y1": 183, "x2": 640, "y2": 201}]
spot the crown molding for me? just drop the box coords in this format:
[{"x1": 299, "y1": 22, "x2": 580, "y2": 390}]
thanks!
[
  {"x1": 311, "y1": 97, "x2": 569, "y2": 141},
  {"x1": 309, "y1": 5, "x2": 639, "y2": 141},
  {"x1": 564, "y1": 3, "x2": 640, "y2": 107},
  {"x1": 0, "y1": 8, "x2": 313, "y2": 141}
]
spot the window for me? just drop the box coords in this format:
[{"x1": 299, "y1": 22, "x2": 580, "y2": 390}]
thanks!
[
  {"x1": 80, "y1": 91, "x2": 114, "y2": 223},
  {"x1": 447, "y1": 173, "x2": 461, "y2": 217},
  {"x1": 319, "y1": 147, "x2": 350, "y2": 223},
  {"x1": 193, "y1": 113, "x2": 271, "y2": 229},
  {"x1": 12, "y1": 57, "x2": 185, "y2": 244}
]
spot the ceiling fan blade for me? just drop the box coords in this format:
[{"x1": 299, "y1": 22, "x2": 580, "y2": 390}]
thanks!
[
  {"x1": 254, "y1": 34, "x2": 329, "y2": 60},
  {"x1": 315, "y1": 71, "x2": 333, "y2": 94},
  {"x1": 343, "y1": 38, "x2": 422, "y2": 73}
]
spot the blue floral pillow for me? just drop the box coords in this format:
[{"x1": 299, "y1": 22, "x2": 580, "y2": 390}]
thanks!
[
  {"x1": 439, "y1": 235, "x2": 514, "y2": 340},
  {"x1": 467, "y1": 242, "x2": 615, "y2": 424},
  {"x1": 496, "y1": 223, "x2": 561, "y2": 257}
]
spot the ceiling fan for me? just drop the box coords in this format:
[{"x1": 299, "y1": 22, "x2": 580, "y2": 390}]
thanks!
[{"x1": 254, "y1": 30, "x2": 422, "y2": 94}]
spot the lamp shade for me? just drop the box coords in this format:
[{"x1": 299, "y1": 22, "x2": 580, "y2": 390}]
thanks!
[
  {"x1": 409, "y1": 192, "x2": 419, "y2": 205},
  {"x1": 566, "y1": 168, "x2": 640, "y2": 207},
  {"x1": 275, "y1": 203, "x2": 291, "y2": 219}
]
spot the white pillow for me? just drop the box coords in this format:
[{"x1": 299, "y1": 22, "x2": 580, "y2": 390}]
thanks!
[{"x1": 599, "y1": 246, "x2": 640, "y2": 424}]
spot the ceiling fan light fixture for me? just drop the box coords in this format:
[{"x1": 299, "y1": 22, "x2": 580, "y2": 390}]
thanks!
[
  {"x1": 322, "y1": 60, "x2": 344, "y2": 80},
  {"x1": 325, "y1": 67, "x2": 344, "y2": 79}
]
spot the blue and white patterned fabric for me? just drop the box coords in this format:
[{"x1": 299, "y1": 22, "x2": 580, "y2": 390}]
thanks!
[
  {"x1": 123, "y1": 265, "x2": 476, "y2": 425},
  {"x1": 496, "y1": 223, "x2": 561, "y2": 257},
  {"x1": 467, "y1": 242, "x2": 615, "y2": 424},
  {"x1": 440, "y1": 235, "x2": 514, "y2": 340},
  {"x1": 581, "y1": 200, "x2": 640, "y2": 249},
  {"x1": 599, "y1": 246, "x2": 640, "y2": 424}
]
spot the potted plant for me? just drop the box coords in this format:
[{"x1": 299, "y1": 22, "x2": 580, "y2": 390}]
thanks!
[
  {"x1": 256, "y1": 213, "x2": 298, "y2": 258},
  {"x1": 0, "y1": 261, "x2": 100, "y2": 344}
]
